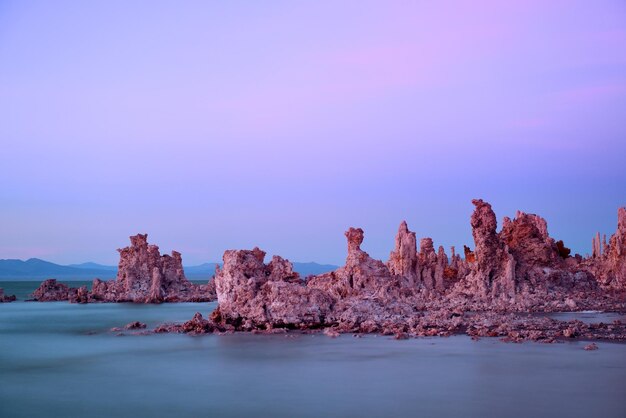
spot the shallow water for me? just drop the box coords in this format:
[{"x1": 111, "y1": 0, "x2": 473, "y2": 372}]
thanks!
[{"x1": 1, "y1": 289, "x2": 625, "y2": 418}]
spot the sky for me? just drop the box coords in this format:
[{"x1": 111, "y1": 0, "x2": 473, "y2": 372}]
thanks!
[{"x1": 1, "y1": 0, "x2": 625, "y2": 266}]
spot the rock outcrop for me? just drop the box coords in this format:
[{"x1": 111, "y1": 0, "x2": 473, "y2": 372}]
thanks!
[
  {"x1": 308, "y1": 228, "x2": 399, "y2": 300},
  {"x1": 387, "y1": 222, "x2": 458, "y2": 293},
  {"x1": 32, "y1": 279, "x2": 70, "y2": 301},
  {"x1": 214, "y1": 248, "x2": 333, "y2": 329},
  {"x1": 31, "y1": 234, "x2": 216, "y2": 303},
  {"x1": 588, "y1": 207, "x2": 626, "y2": 289},
  {"x1": 29, "y1": 199, "x2": 626, "y2": 343},
  {"x1": 448, "y1": 201, "x2": 602, "y2": 311},
  {"x1": 459, "y1": 199, "x2": 516, "y2": 299},
  {"x1": 0, "y1": 288, "x2": 16, "y2": 302},
  {"x1": 387, "y1": 221, "x2": 418, "y2": 286},
  {"x1": 173, "y1": 198, "x2": 625, "y2": 338}
]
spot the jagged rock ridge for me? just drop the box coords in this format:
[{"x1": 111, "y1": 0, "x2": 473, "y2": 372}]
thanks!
[{"x1": 184, "y1": 199, "x2": 625, "y2": 336}]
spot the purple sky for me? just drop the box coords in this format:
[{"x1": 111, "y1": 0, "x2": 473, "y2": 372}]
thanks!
[{"x1": 1, "y1": 1, "x2": 625, "y2": 265}]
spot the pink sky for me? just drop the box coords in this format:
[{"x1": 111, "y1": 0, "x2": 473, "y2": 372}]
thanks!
[{"x1": 1, "y1": 1, "x2": 625, "y2": 265}]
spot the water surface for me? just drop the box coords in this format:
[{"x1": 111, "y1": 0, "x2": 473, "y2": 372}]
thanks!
[{"x1": 1, "y1": 290, "x2": 625, "y2": 418}]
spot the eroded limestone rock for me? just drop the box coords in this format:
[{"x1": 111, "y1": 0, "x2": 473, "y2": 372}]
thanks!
[
  {"x1": 588, "y1": 208, "x2": 626, "y2": 289},
  {"x1": 32, "y1": 234, "x2": 216, "y2": 303},
  {"x1": 214, "y1": 247, "x2": 333, "y2": 329},
  {"x1": 32, "y1": 279, "x2": 70, "y2": 301}
]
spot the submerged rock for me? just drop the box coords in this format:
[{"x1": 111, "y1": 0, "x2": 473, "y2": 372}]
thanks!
[{"x1": 125, "y1": 321, "x2": 147, "y2": 330}]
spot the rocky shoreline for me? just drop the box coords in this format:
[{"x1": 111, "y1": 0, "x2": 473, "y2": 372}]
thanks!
[
  {"x1": 27, "y1": 199, "x2": 626, "y2": 343},
  {"x1": 142, "y1": 310, "x2": 626, "y2": 345}
]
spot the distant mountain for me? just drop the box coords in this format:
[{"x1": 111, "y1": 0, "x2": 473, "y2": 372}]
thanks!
[
  {"x1": 0, "y1": 258, "x2": 116, "y2": 280},
  {"x1": 183, "y1": 263, "x2": 220, "y2": 278},
  {"x1": 292, "y1": 262, "x2": 338, "y2": 277},
  {"x1": 0, "y1": 259, "x2": 338, "y2": 281},
  {"x1": 182, "y1": 262, "x2": 338, "y2": 278},
  {"x1": 68, "y1": 262, "x2": 117, "y2": 271},
  {"x1": 154, "y1": 262, "x2": 338, "y2": 278}
]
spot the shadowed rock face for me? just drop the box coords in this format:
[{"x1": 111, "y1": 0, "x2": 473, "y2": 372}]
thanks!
[{"x1": 32, "y1": 235, "x2": 216, "y2": 303}]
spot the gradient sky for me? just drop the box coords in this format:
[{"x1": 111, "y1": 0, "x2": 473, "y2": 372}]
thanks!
[{"x1": 1, "y1": 1, "x2": 625, "y2": 266}]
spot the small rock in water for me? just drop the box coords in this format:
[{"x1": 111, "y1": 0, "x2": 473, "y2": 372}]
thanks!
[
  {"x1": 562, "y1": 328, "x2": 576, "y2": 338},
  {"x1": 125, "y1": 321, "x2": 147, "y2": 330},
  {"x1": 584, "y1": 343, "x2": 599, "y2": 351},
  {"x1": 323, "y1": 329, "x2": 340, "y2": 338}
]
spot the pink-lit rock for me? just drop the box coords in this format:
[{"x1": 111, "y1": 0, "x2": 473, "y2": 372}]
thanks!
[
  {"x1": 32, "y1": 279, "x2": 70, "y2": 301},
  {"x1": 454, "y1": 199, "x2": 516, "y2": 299},
  {"x1": 32, "y1": 234, "x2": 216, "y2": 303},
  {"x1": 214, "y1": 247, "x2": 334, "y2": 329},
  {"x1": 387, "y1": 221, "x2": 418, "y2": 287},
  {"x1": 589, "y1": 207, "x2": 626, "y2": 289},
  {"x1": 175, "y1": 198, "x2": 625, "y2": 341}
]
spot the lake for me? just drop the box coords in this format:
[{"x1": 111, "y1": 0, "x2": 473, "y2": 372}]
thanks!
[{"x1": 1, "y1": 282, "x2": 625, "y2": 418}]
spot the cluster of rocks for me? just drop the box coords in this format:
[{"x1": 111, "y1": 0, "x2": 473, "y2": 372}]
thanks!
[
  {"x1": 587, "y1": 207, "x2": 626, "y2": 289},
  {"x1": 150, "y1": 310, "x2": 626, "y2": 344},
  {"x1": 0, "y1": 288, "x2": 16, "y2": 303},
  {"x1": 27, "y1": 198, "x2": 626, "y2": 343},
  {"x1": 31, "y1": 234, "x2": 216, "y2": 303},
  {"x1": 152, "y1": 199, "x2": 625, "y2": 342}
]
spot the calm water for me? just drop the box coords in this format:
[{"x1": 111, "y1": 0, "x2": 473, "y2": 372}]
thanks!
[{"x1": 1, "y1": 282, "x2": 625, "y2": 418}]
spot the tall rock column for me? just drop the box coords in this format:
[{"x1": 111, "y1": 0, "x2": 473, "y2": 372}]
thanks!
[
  {"x1": 594, "y1": 207, "x2": 626, "y2": 289},
  {"x1": 417, "y1": 238, "x2": 437, "y2": 290},
  {"x1": 387, "y1": 221, "x2": 418, "y2": 287},
  {"x1": 467, "y1": 199, "x2": 516, "y2": 298}
]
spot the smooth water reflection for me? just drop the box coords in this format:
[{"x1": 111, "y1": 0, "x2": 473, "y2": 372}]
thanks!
[{"x1": 1, "y1": 288, "x2": 625, "y2": 418}]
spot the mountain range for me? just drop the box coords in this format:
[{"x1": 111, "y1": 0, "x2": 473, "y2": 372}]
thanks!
[{"x1": 0, "y1": 258, "x2": 338, "y2": 281}]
